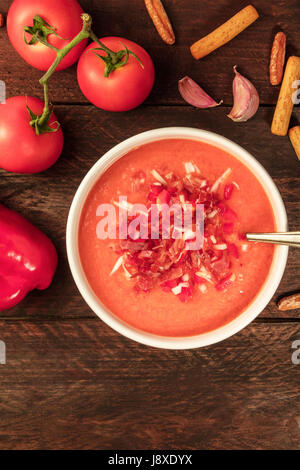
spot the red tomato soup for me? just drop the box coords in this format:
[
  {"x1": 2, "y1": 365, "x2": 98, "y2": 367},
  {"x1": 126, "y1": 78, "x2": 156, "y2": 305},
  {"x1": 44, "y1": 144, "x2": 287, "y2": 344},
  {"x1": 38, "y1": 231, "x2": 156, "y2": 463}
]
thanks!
[{"x1": 79, "y1": 139, "x2": 275, "y2": 336}]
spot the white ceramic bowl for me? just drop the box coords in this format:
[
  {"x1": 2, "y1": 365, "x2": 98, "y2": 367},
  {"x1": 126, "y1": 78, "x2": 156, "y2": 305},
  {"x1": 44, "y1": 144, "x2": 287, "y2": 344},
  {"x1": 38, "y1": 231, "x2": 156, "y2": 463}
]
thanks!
[{"x1": 66, "y1": 127, "x2": 288, "y2": 349}]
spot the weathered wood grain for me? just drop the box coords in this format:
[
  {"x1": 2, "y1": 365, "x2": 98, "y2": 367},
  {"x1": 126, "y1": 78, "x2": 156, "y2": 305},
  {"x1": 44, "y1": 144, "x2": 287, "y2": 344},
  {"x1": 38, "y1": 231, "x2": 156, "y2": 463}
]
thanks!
[
  {"x1": 0, "y1": 320, "x2": 299, "y2": 449},
  {"x1": 0, "y1": 0, "x2": 299, "y2": 105},
  {"x1": 0, "y1": 105, "x2": 299, "y2": 320},
  {"x1": 0, "y1": 0, "x2": 299, "y2": 451}
]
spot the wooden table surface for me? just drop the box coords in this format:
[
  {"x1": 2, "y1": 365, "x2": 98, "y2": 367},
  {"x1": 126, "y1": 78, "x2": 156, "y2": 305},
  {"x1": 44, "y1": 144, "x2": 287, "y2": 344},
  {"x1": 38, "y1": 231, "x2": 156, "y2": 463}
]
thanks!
[{"x1": 0, "y1": 0, "x2": 299, "y2": 450}]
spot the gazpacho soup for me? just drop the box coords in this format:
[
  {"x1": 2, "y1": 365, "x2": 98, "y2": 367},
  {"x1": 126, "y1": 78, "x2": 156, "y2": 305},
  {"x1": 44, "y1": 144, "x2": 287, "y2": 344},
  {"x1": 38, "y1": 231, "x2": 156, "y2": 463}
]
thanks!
[{"x1": 79, "y1": 139, "x2": 275, "y2": 337}]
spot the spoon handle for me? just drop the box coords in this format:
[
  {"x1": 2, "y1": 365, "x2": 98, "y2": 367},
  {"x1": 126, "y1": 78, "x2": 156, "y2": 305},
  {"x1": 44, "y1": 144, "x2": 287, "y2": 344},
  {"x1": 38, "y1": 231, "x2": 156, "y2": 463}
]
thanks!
[{"x1": 246, "y1": 231, "x2": 300, "y2": 248}]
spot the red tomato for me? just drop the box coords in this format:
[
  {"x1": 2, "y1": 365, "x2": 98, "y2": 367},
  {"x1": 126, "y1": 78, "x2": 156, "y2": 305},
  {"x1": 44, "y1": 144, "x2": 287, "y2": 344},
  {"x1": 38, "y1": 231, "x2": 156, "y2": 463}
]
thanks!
[
  {"x1": 77, "y1": 37, "x2": 155, "y2": 111},
  {"x1": 0, "y1": 96, "x2": 64, "y2": 174},
  {"x1": 7, "y1": 0, "x2": 87, "y2": 71}
]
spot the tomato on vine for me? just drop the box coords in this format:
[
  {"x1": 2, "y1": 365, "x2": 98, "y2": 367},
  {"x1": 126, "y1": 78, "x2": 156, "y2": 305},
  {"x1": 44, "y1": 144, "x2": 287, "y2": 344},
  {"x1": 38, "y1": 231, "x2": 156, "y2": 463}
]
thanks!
[
  {"x1": 2, "y1": 10, "x2": 156, "y2": 174},
  {"x1": 0, "y1": 96, "x2": 64, "y2": 174},
  {"x1": 77, "y1": 37, "x2": 155, "y2": 112},
  {"x1": 7, "y1": 0, "x2": 87, "y2": 71}
]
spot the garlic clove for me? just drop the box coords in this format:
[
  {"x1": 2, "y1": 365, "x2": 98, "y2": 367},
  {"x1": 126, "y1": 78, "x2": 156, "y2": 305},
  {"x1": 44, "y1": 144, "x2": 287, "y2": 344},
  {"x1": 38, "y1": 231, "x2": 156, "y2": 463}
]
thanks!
[
  {"x1": 178, "y1": 76, "x2": 223, "y2": 109},
  {"x1": 228, "y1": 66, "x2": 259, "y2": 122}
]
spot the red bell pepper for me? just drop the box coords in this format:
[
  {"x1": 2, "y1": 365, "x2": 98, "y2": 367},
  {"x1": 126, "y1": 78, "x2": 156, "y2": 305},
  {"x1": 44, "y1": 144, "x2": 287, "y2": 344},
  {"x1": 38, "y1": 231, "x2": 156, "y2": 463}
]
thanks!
[{"x1": 0, "y1": 204, "x2": 58, "y2": 310}]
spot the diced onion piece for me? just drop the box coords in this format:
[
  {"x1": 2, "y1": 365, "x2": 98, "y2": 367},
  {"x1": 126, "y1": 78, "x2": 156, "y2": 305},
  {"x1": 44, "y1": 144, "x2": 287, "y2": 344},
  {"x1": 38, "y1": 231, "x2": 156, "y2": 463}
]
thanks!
[
  {"x1": 113, "y1": 200, "x2": 134, "y2": 211},
  {"x1": 183, "y1": 228, "x2": 196, "y2": 241},
  {"x1": 184, "y1": 162, "x2": 196, "y2": 173},
  {"x1": 241, "y1": 244, "x2": 249, "y2": 252},
  {"x1": 214, "y1": 243, "x2": 228, "y2": 250},
  {"x1": 195, "y1": 269, "x2": 213, "y2": 283},
  {"x1": 171, "y1": 282, "x2": 189, "y2": 295},
  {"x1": 233, "y1": 181, "x2": 240, "y2": 190},
  {"x1": 207, "y1": 209, "x2": 218, "y2": 219},
  {"x1": 151, "y1": 169, "x2": 167, "y2": 185},
  {"x1": 199, "y1": 284, "x2": 208, "y2": 293},
  {"x1": 182, "y1": 273, "x2": 190, "y2": 282},
  {"x1": 211, "y1": 168, "x2": 232, "y2": 193},
  {"x1": 210, "y1": 235, "x2": 217, "y2": 244},
  {"x1": 110, "y1": 256, "x2": 124, "y2": 276}
]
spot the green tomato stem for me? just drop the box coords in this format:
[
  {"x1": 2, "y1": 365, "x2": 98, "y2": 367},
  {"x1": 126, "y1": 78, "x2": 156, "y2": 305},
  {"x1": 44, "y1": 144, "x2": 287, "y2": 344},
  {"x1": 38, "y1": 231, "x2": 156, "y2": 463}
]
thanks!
[
  {"x1": 36, "y1": 13, "x2": 120, "y2": 130},
  {"x1": 33, "y1": 13, "x2": 137, "y2": 133},
  {"x1": 89, "y1": 30, "x2": 117, "y2": 60},
  {"x1": 37, "y1": 13, "x2": 93, "y2": 128}
]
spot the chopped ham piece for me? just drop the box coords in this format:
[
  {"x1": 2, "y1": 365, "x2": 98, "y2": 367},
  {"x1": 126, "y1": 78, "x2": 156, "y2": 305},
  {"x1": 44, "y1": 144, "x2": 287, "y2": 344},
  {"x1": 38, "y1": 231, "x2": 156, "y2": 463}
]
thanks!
[
  {"x1": 215, "y1": 273, "x2": 234, "y2": 291},
  {"x1": 224, "y1": 183, "x2": 234, "y2": 200},
  {"x1": 179, "y1": 286, "x2": 193, "y2": 303},
  {"x1": 223, "y1": 222, "x2": 234, "y2": 235}
]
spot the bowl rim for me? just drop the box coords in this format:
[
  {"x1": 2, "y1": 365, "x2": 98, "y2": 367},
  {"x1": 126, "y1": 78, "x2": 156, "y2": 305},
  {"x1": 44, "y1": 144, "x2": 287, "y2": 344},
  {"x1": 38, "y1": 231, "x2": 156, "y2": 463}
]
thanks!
[{"x1": 66, "y1": 127, "x2": 288, "y2": 350}]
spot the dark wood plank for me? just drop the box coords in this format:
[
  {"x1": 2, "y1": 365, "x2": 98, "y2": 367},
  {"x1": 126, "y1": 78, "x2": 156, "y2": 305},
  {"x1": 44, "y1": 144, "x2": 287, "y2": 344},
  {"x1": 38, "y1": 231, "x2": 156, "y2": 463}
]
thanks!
[
  {"x1": 0, "y1": 0, "x2": 299, "y2": 105},
  {"x1": 1, "y1": 105, "x2": 299, "y2": 319},
  {"x1": 0, "y1": 0, "x2": 299, "y2": 452},
  {"x1": 0, "y1": 320, "x2": 299, "y2": 449}
]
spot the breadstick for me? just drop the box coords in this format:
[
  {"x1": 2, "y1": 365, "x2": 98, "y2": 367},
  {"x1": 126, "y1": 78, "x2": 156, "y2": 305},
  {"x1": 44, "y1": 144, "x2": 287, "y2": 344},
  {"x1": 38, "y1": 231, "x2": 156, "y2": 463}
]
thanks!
[
  {"x1": 269, "y1": 32, "x2": 286, "y2": 86},
  {"x1": 289, "y1": 126, "x2": 300, "y2": 160},
  {"x1": 278, "y1": 293, "x2": 300, "y2": 311},
  {"x1": 190, "y1": 5, "x2": 259, "y2": 60},
  {"x1": 144, "y1": 0, "x2": 175, "y2": 45},
  {"x1": 271, "y1": 56, "x2": 300, "y2": 136}
]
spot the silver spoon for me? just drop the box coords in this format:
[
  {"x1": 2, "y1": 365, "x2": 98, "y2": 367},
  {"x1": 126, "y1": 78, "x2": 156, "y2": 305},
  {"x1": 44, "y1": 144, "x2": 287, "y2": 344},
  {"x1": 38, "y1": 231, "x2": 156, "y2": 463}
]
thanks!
[{"x1": 246, "y1": 231, "x2": 300, "y2": 248}]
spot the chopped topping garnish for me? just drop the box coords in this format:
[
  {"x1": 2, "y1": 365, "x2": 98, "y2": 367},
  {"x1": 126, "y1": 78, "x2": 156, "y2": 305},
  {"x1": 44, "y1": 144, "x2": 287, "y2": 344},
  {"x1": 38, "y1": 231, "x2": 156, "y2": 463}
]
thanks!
[
  {"x1": 172, "y1": 282, "x2": 189, "y2": 295},
  {"x1": 199, "y1": 284, "x2": 208, "y2": 294},
  {"x1": 207, "y1": 209, "x2": 218, "y2": 219},
  {"x1": 211, "y1": 168, "x2": 232, "y2": 193},
  {"x1": 223, "y1": 222, "x2": 234, "y2": 235},
  {"x1": 214, "y1": 243, "x2": 228, "y2": 250},
  {"x1": 184, "y1": 161, "x2": 200, "y2": 174},
  {"x1": 215, "y1": 273, "x2": 235, "y2": 291},
  {"x1": 113, "y1": 200, "x2": 134, "y2": 211},
  {"x1": 110, "y1": 165, "x2": 244, "y2": 301},
  {"x1": 224, "y1": 183, "x2": 234, "y2": 200},
  {"x1": 109, "y1": 255, "x2": 124, "y2": 276},
  {"x1": 151, "y1": 169, "x2": 167, "y2": 185},
  {"x1": 227, "y1": 243, "x2": 239, "y2": 258}
]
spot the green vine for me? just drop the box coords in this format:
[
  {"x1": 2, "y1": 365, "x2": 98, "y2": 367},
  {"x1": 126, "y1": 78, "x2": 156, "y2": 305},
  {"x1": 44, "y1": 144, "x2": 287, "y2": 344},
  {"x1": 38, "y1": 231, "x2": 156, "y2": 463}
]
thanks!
[{"x1": 24, "y1": 13, "x2": 142, "y2": 134}]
